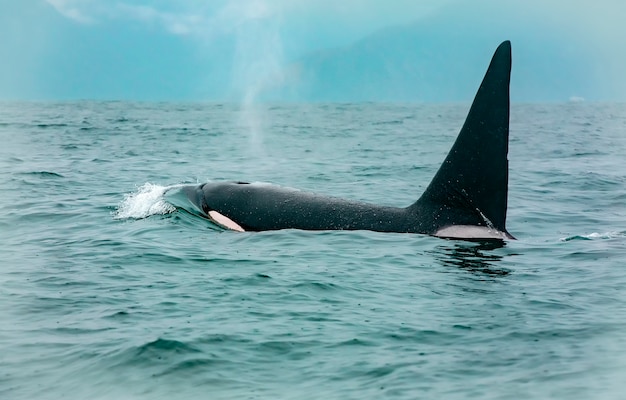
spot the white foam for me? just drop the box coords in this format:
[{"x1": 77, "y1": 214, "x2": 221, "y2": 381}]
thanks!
[
  {"x1": 114, "y1": 183, "x2": 177, "y2": 220},
  {"x1": 560, "y1": 231, "x2": 624, "y2": 241}
]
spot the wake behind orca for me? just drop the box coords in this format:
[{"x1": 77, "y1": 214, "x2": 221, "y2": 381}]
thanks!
[{"x1": 183, "y1": 41, "x2": 514, "y2": 240}]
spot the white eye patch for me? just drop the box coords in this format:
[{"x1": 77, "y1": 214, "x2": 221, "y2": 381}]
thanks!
[{"x1": 208, "y1": 211, "x2": 245, "y2": 232}]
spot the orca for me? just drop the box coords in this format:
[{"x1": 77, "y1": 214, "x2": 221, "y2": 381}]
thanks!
[{"x1": 183, "y1": 40, "x2": 514, "y2": 240}]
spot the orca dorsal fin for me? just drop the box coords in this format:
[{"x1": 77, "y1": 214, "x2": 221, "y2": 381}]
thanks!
[{"x1": 413, "y1": 40, "x2": 512, "y2": 236}]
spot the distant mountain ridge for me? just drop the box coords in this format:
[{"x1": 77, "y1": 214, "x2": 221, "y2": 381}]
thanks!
[{"x1": 265, "y1": 3, "x2": 599, "y2": 102}]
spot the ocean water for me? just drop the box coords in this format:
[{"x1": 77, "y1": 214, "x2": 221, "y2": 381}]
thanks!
[{"x1": 1, "y1": 101, "x2": 625, "y2": 399}]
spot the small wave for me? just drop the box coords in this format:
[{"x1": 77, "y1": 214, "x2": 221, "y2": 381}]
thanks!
[
  {"x1": 35, "y1": 123, "x2": 69, "y2": 128},
  {"x1": 372, "y1": 119, "x2": 403, "y2": 126},
  {"x1": 114, "y1": 183, "x2": 177, "y2": 220},
  {"x1": 560, "y1": 231, "x2": 625, "y2": 241},
  {"x1": 18, "y1": 171, "x2": 64, "y2": 178},
  {"x1": 135, "y1": 338, "x2": 201, "y2": 357}
]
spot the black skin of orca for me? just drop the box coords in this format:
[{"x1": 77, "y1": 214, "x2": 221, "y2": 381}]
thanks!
[{"x1": 183, "y1": 41, "x2": 514, "y2": 239}]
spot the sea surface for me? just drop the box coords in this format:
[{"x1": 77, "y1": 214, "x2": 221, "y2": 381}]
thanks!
[{"x1": 1, "y1": 101, "x2": 625, "y2": 399}]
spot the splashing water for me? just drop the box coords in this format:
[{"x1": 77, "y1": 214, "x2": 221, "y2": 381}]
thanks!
[{"x1": 114, "y1": 183, "x2": 178, "y2": 220}]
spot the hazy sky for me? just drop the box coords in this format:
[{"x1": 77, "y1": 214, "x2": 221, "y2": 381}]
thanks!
[{"x1": 1, "y1": 0, "x2": 625, "y2": 101}]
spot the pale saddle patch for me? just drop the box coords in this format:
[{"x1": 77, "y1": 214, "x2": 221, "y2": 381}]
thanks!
[
  {"x1": 208, "y1": 211, "x2": 245, "y2": 232},
  {"x1": 434, "y1": 225, "x2": 509, "y2": 240}
]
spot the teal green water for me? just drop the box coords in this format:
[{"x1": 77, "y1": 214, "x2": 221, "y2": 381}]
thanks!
[{"x1": 1, "y1": 102, "x2": 625, "y2": 399}]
